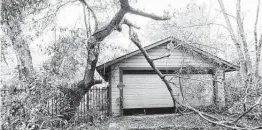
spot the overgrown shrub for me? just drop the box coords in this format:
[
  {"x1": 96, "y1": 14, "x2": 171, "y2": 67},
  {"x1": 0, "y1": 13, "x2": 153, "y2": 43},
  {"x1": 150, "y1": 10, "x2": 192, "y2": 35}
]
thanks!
[{"x1": 1, "y1": 74, "x2": 109, "y2": 130}]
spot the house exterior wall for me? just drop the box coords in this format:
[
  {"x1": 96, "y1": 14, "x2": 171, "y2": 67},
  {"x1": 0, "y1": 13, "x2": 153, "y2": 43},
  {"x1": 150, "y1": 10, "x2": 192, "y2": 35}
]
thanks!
[{"x1": 109, "y1": 43, "x2": 218, "y2": 116}]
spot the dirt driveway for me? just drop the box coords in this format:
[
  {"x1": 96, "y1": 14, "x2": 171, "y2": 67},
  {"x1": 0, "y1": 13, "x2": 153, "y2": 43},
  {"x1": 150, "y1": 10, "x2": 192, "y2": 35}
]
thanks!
[{"x1": 78, "y1": 113, "x2": 261, "y2": 130}]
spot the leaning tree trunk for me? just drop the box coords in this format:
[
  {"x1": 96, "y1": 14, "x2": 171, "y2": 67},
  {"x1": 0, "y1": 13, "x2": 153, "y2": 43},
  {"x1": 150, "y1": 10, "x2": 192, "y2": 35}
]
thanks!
[
  {"x1": 1, "y1": 0, "x2": 37, "y2": 82},
  {"x1": 11, "y1": 33, "x2": 34, "y2": 81},
  {"x1": 13, "y1": 43, "x2": 34, "y2": 81},
  {"x1": 57, "y1": 0, "x2": 169, "y2": 121},
  {"x1": 128, "y1": 26, "x2": 262, "y2": 129}
]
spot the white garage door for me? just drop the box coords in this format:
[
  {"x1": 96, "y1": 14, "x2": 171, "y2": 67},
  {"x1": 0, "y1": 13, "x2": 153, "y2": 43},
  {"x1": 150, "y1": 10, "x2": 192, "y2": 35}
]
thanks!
[{"x1": 123, "y1": 74, "x2": 213, "y2": 109}]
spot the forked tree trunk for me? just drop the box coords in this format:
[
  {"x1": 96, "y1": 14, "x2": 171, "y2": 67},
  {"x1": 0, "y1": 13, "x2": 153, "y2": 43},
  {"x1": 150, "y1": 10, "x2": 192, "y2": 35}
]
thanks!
[{"x1": 57, "y1": 0, "x2": 169, "y2": 120}]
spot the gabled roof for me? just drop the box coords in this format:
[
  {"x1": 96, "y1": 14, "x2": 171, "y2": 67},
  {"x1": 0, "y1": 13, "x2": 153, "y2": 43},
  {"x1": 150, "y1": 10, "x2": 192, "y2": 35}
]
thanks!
[{"x1": 96, "y1": 37, "x2": 239, "y2": 80}]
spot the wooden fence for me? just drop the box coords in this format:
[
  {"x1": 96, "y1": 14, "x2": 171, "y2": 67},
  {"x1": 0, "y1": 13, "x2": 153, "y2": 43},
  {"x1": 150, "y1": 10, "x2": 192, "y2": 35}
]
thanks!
[{"x1": 0, "y1": 87, "x2": 110, "y2": 122}]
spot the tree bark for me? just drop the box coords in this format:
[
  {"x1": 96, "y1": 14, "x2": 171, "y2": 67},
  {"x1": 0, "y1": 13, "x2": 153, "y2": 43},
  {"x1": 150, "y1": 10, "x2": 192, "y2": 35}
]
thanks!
[
  {"x1": 8, "y1": 25, "x2": 34, "y2": 81},
  {"x1": 236, "y1": 0, "x2": 252, "y2": 74},
  {"x1": 2, "y1": 0, "x2": 36, "y2": 81},
  {"x1": 255, "y1": 35, "x2": 262, "y2": 77},
  {"x1": 12, "y1": 40, "x2": 34, "y2": 81},
  {"x1": 254, "y1": 0, "x2": 261, "y2": 77}
]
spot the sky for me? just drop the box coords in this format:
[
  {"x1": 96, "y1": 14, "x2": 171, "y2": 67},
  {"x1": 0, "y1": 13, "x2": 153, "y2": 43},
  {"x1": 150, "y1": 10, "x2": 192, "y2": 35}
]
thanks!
[
  {"x1": 1, "y1": 0, "x2": 262, "y2": 84},
  {"x1": 52, "y1": 0, "x2": 262, "y2": 63},
  {"x1": 53, "y1": 0, "x2": 261, "y2": 48}
]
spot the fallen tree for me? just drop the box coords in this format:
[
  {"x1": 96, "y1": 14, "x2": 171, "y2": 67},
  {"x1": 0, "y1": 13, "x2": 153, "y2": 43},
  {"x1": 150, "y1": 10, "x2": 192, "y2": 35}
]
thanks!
[
  {"x1": 125, "y1": 23, "x2": 262, "y2": 129},
  {"x1": 55, "y1": 1, "x2": 261, "y2": 129},
  {"x1": 57, "y1": 0, "x2": 169, "y2": 121}
]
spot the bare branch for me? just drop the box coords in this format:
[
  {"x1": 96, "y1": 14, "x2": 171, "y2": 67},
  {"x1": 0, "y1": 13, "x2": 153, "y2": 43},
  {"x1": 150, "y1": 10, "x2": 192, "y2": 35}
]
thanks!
[
  {"x1": 117, "y1": 18, "x2": 140, "y2": 32},
  {"x1": 151, "y1": 54, "x2": 170, "y2": 61},
  {"x1": 236, "y1": 0, "x2": 252, "y2": 72},
  {"x1": 233, "y1": 96, "x2": 262, "y2": 123},
  {"x1": 82, "y1": 3, "x2": 89, "y2": 37},
  {"x1": 123, "y1": 19, "x2": 140, "y2": 29},
  {"x1": 128, "y1": 26, "x2": 255, "y2": 129},
  {"x1": 128, "y1": 27, "x2": 248, "y2": 129},
  {"x1": 181, "y1": 22, "x2": 229, "y2": 31},
  {"x1": 215, "y1": 9, "x2": 236, "y2": 19},
  {"x1": 254, "y1": 0, "x2": 261, "y2": 76},
  {"x1": 178, "y1": 77, "x2": 185, "y2": 100},
  {"x1": 165, "y1": 74, "x2": 223, "y2": 83},
  {"x1": 128, "y1": 6, "x2": 170, "y2": 20},
  {"x1": 254, "y1": 0, "x2": 260, "y2": 45},
  {"x1": 79, "y1": 0, "x2": 98, "y2": 31},
  {"x1": 217, "y1": 0, "x2": 247, "y2": 82},
  {"x1": 129, "y1": 27, "x2": 177, "y2": 105},
  {"x1": 217, "y1": 0, "x2": 239, "y2": 46}
]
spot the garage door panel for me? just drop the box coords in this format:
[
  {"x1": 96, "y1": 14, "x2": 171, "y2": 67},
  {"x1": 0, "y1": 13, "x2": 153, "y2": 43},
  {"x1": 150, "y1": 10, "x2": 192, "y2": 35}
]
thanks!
[
  {"x1": 123, "y1": 74, "x2": 176, "y2": 108},
  {"x1": 124, "y1": 84, "x2": 165, "y2": 89},
  {"x1": 124, "y1": 98, "x2": 174, "y2": 108},
  {"x1": 124, "y1": 94, "x2": 173, "y2": 100},
  {"x1": 124, "y1": 88, "x2": 170, "y2": 94},
  {"x1": 123, "y1": 74, "x2": 213, "y2": 109}
]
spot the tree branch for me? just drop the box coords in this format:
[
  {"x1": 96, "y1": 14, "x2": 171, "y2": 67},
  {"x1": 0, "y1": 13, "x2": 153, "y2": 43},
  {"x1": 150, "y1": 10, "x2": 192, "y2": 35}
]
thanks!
[
  {"x1": 128, "y1": 6, "x2": 170, "y2": 20},
  {"x1": 215, "y1": 9, "x2": 236, "y2": 19},
  {"x1": 92, "y1": 8, "x2": 127, "y2": 41},
  {"x1": 123, "y1": 19, "x2": 140, "y2": 29},
  {"x1": 254, "y1": 0, "x2": 261, "y2": 76},
  {"x1": 236, "y1": 0, "x2": 252, "y2": 73},
  {"x1": 254, "y1": 0, "x2": 260, "y2": 46},
  {"x1": 128, "y1": 26, "x2": 253, "y2": 130},
  {"x1": 151, "y1": 54, "x2": 170, "y2": 61},
  {"x1": 82, "y1": 3, "x2": 90, "y2": 37},
  {"x1": 79, "y1": 0, "x2": 98, "y2": 31},
  {"x1": 178, "y1": 77, "x2": 185, "y2": 100},
  {"x1": 233, "y1": 96, "x2": 262, "y2": 123},
  {"x1": 117, "y1": 18, "x2": 140, "y2": 32},
  {"x1": 217, "y1": 0, "x2": 247, "y2": 82},
  {"x1": 217, "y1": 0, "x2": 239, "y2": 47},
  {"x1": 181, "y1": 22, "x2": 230, "y2": 32}
]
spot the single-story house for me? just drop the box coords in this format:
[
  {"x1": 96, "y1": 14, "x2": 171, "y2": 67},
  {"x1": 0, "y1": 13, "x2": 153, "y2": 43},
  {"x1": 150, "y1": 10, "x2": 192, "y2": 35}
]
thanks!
[{"x1": 96, "y1": 37, "x2": 239, "y2": 116}]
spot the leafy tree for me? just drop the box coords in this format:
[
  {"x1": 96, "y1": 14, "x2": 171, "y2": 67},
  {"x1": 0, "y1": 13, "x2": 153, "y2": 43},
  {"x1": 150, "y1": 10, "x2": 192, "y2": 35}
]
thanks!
[
  {"x1": 218, "y1": 0, "x2": 262, "y2": 80},
  {"x1": 143, "y1": 1, "x2": 229, "y2": 56},
  {"x1": 54, "y1": 0, "x2": 169, "y2": 121},
  {"x1": 217, "y1": 0, "x2": 262, "y2": 111},
  {"x1": 1, "y1": 0, "x2": 50, "y2": 81}
]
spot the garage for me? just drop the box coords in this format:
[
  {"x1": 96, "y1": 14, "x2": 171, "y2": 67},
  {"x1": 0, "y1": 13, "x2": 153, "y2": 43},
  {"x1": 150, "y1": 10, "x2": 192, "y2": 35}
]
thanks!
[{"x1": 96, "y1": 37, "x2": 239, "y2": 116}]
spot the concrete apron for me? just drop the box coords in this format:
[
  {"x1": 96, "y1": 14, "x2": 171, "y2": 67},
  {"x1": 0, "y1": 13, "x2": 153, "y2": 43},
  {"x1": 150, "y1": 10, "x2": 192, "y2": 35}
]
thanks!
[{"x1": 108, "y1": 113, "x2": 204, "y2": 130}]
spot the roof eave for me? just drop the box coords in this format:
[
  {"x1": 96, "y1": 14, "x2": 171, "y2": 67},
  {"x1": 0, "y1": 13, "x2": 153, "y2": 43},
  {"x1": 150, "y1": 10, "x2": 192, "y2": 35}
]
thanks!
[{"x1": 96, "y1": 36, "x2": 240, "y2": 80}]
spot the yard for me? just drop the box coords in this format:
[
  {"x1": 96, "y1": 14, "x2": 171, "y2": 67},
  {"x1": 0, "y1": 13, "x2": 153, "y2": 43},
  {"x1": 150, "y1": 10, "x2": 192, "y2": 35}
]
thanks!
[
  {"x1": 72, "y1": 112, "x2": 262, "y2": 130},
  {"x1": 1, "y1": 0, "x2": 262, "y2": 129}
]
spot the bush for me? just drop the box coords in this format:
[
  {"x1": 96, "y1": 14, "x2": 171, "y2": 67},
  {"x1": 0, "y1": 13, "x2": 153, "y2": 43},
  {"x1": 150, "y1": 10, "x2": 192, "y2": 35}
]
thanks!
[{"x1": 0, "y1": 75, "x2": 62, "y2": 130}]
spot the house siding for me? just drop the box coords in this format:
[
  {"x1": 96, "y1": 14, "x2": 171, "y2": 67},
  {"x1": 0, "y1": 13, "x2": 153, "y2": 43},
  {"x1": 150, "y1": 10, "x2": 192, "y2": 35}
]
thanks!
[{"x1": 110, "y1": 43, "x2": 216, "y2": 115}]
